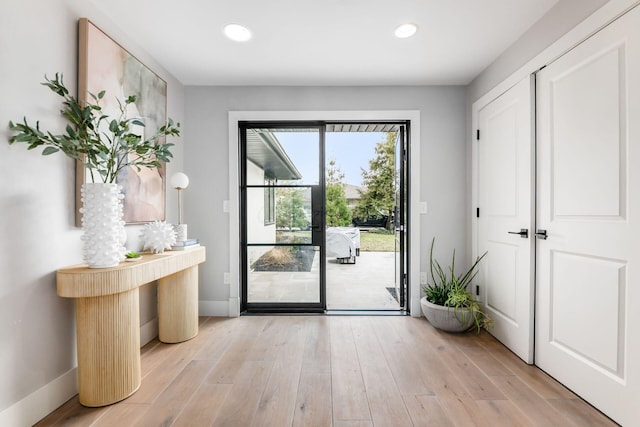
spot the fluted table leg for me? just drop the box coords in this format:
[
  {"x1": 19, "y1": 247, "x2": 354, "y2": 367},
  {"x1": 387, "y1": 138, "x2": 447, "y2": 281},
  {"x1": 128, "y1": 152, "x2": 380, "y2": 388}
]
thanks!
[
  {"x1": 158, "y1": 265, "x2": 199, "y2": 343},
  {"x1": 75, "y1": 288, "x2": 141, "y2": 407}
]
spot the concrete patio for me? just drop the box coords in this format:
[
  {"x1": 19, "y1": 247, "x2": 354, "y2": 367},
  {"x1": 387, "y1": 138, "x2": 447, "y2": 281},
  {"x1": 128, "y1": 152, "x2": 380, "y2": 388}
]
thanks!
[{"x1": 248, "y1": 250, "x2": 401, "y2": 310}]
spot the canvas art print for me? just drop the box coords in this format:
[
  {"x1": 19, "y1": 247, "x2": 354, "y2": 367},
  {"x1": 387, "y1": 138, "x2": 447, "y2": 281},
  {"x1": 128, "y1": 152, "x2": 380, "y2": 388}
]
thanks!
[{"x1": 77, "y1": 18, "x2": 168, "y2": 224}]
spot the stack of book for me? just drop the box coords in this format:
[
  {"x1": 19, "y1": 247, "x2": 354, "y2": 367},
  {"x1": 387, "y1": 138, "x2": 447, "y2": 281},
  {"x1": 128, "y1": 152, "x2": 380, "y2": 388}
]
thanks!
[{"x1": 171, "y1": 238, "x2": 200, "y2": 251}]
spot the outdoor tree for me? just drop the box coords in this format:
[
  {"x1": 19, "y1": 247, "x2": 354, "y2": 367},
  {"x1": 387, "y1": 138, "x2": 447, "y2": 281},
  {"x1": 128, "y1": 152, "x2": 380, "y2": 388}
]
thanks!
[
  {"x1": 276, "y1": 187, "x2": 308, "y2": 230},
  {"x1": 325, "y1": 159, "x2": 351, "y2": 227},
  {"x1": 354, "y1": 132, "x2": 397, "y2": 229}
]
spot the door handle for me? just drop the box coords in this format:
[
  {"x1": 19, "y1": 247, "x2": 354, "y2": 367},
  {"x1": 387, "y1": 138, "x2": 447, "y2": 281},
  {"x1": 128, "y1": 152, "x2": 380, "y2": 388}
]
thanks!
[
  {"x1": 508, "y1": 228, "x2": 529, "y2": 238},
  {"x1": 535, "y1": 229, "x2": 548, "y2": 240}
]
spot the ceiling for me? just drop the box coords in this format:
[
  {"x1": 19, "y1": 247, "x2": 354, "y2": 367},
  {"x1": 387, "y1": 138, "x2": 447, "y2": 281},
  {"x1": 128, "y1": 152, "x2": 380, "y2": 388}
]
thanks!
[{"x1": 87, "y1": 0, "x2": 559, "y2": 86}]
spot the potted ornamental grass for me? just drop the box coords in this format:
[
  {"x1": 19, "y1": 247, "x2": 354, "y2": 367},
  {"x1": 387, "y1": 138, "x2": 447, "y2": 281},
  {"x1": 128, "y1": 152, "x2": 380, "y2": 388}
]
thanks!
[
  {"x1": 420, "y1": 238, "x2": 492, "y2": 333},
  {"x1": 7, "y1": 73, "x2": 180, "y2": 267}
]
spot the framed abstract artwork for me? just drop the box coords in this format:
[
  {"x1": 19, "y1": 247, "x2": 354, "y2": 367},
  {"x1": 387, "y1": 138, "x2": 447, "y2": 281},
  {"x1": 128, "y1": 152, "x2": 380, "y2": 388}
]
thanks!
[{"x1": 77, "y1": 18, "x2": 168, "y2": 225}]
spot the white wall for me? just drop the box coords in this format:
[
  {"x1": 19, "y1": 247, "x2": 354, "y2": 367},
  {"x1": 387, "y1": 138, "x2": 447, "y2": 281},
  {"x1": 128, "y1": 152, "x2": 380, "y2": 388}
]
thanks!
[
  {"x1": 467, "y1": 0, "x2": 608, "y2": 102},
  {"x1": 0, "y1": 0, "x2": 185, "y2": 424},
  {"x1": 184, "y1": 86, "x2": 467, "y2": 312}
]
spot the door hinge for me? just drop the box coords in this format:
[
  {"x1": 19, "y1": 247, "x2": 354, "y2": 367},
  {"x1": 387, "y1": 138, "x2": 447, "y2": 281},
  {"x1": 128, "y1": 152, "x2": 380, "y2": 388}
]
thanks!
[
  {"x1": 476, "y1": 285, "x2": 480, "y2": 296},
  {"x1": 476, "y1": 129, "x2": 480, "y2": 140},
  {"x1": 476, "y1": 207, "x2": 480, "y2": 218}
]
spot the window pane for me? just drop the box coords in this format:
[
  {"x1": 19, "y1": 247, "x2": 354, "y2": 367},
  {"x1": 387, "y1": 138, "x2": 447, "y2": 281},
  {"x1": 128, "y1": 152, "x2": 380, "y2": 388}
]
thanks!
[
  {"x1": 246, "y1": 187, "x2": 312, "y2": 244},
  {"x1": 245, "y1": 128, "x2": 318, "y2": 185},
  {"x1": 247, "y1": 245, "x2": 320, "y2": 303}
]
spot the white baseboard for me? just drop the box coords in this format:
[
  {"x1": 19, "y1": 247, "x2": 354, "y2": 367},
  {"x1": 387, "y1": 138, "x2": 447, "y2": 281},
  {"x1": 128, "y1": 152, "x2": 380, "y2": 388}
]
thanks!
[
  {"x1": 140, "y1": 318, "x2": 158, "y2": 346},
  {"x1": 411, "y1": 296, "x2": 422, "y2": 317},
  {"x1": 228, "y1": 297, "x2": 240, "y2": 317},
  {"x1": 199, "y1": 300, "x2": 230, "y2": 316},
  {"x1": 0, "y1": 368, "x2": 77, "y2": 427}
]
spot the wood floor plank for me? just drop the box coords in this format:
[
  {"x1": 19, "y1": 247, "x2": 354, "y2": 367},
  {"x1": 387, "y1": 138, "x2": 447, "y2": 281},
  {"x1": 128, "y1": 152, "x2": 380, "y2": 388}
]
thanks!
[
  {"x1": 330, "y1": 316, "x2": 372, "y2": 422},
  {"x1": 388, "y1": 317, "x2": 493, "y2": 426},
  {"x1": 447, "y1": 332, "x2": 515, "y2": 377},
  {"x1": 403, "y1": 394, "x2": 454, "y2": 427},
  {"x1": 171, "y1": 383, "x2": 232, "y2": 427},
  {"x1": 121, "y1": 316, "x2": 218, "y2": 406},
  {"x1": 547, "y1": 398, "x2": 618, "y2": 427},
  {"x1": 204, "y1": 316, "x2": 269, "y2": 384},
  {"x1": 475, "y1": 332, "x2": 576, "y2": 399},
  {"x1": 131, "y1": 359, "x2": 215, "y2": 426},
  {"x1": 474, "y1": 399, "x2": 535, "y2": 427},
  {"x1": 370, "y1": 317, "x2": 435, "y2": 396},
  {"x1": 33, "y1": 398, "x2": 82, "y2": 426},
  {"x1": 432, "y1": 388, "x2": 486, "y2": 427},
  {"x1": 138, "y1": 340, "x2": 182, "y2": 378},
  {"x1": 301, "y1": 316, "x2": 331, "y2": 373},
  {"x1": 210, "y1": 360, "x2": 273, "y2": 427},
  {"x1": 490, "y1": 375, "x2": 569, "y2": 426},
  {"x1": 33, "y1": 397, "x2": 108, "y2": 427},
  {"x1": 126, "y1": 336, "x2": 209, "y2": 404},
  {"x1": 252, "y1": 316, "x2": 307, "y2": 427},
  {"x1": 333, "y1": 421, "x2": 374, "y2": 427},
  {"x1": 92, "y1": 403, "x2": 150, "y2": 427},
  {"x1": 36, "y1": 316, "x2": 618, "y2": 427},
  {"x1": 192, "y1": 317, "x2": 238, "y2": 361},
  {"x1": 350, "y1": 317, "x2": 414, "y2": 426},
  {"x1": 292, "y1": 371, "x2": 333, "y2": 427},
  {"x1": 292, "y1": 318, "x2": 333, "y2": 426},
  {"x1": 245, "y1": 316, "x2": 291, "y2": 362},
  {"x1": 434, "y1": 339, "x2": 507, "y2": 401}
]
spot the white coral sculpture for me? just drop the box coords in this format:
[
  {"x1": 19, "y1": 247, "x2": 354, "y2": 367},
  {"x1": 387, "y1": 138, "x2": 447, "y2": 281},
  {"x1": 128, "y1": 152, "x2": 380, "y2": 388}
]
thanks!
[{"x1": 140, "y1": 221, "x2": 177, "y2": 254}]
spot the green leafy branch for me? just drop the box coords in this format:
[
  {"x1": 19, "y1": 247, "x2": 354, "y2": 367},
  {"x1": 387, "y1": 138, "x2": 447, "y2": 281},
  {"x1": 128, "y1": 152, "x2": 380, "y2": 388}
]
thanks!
[{"x1": 8, "y1": 73, "x2": 180, "y2": 183}]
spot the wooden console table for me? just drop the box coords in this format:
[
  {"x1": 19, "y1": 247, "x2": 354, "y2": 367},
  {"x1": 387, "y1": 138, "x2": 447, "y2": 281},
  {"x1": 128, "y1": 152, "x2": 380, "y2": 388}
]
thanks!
[{"x1": 57, "y1": 246, "x2": 206, "y2": 407}]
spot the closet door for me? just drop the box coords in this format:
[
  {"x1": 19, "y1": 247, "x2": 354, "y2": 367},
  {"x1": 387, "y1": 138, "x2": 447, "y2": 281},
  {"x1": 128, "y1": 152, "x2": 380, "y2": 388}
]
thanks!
[
  {"x1": 477, "y1": 76, "x2": 535, "y2": 363},
  {"x1": 536, "y1": 5, "x2": 640, "y2": 425}
]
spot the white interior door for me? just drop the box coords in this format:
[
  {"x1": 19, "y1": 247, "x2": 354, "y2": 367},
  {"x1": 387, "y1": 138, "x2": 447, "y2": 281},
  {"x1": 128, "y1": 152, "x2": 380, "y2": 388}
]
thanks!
[
  {"x1": 477, "y1": 76, "x2": 535, "y2": 363},
  {"x1": 536, "y1": 5, "x2": 640, "y2": 425}
]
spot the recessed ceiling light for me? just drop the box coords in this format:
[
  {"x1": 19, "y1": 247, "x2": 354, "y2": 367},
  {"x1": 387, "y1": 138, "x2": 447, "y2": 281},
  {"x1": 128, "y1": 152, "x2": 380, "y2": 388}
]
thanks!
[
  {"x1": 394, "y1": 23, "x2": 418, "y2": 39},
  {"x1": 224, "y1": 24, "x2": 252, "y2": 42}
]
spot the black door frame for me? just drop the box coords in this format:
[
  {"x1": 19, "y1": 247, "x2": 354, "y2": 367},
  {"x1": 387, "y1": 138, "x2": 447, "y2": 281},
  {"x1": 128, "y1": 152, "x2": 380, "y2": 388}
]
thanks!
[{"x1": 240, "y1": 120, "x2": 410, "y2": 314}]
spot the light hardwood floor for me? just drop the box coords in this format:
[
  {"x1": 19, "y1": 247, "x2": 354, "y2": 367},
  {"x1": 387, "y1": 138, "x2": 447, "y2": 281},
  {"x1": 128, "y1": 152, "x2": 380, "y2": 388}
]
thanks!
[{"x1": 36, "y1": 316, "x2": 617, "y2": 426}]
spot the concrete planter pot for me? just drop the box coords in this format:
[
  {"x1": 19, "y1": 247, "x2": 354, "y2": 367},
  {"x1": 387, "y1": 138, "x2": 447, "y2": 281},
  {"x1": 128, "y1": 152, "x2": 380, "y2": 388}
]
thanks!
[{"x1": 420, "y1": 297, "x2": 474, "y2": 333}]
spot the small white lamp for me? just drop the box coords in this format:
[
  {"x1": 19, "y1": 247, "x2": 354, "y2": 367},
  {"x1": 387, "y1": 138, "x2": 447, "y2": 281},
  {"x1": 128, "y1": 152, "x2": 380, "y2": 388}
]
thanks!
[{"x1": 170, "y1": 172, "x2": 190, "y2": 241}]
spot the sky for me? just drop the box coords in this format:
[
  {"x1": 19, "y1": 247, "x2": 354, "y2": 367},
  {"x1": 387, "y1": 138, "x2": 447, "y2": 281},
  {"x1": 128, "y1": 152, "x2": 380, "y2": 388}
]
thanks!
[{"x1": 274, "y1": 131, "x2": 390, "y2": 187}]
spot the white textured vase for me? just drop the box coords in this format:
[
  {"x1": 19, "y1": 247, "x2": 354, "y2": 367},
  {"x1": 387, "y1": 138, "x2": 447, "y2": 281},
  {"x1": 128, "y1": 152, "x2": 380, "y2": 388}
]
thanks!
[{"x1": 79, "y1": 183, "x2": 126, "y2": 268}]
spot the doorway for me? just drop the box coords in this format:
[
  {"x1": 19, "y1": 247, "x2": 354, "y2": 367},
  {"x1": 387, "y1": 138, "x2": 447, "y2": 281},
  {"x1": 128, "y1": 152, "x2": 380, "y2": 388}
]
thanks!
[
  {"x1": 325, "y1": 125, "x2": 407, "y2": 311},
  {"x1": 239, "y1": 121, "x2": 409, "y2": 313}
]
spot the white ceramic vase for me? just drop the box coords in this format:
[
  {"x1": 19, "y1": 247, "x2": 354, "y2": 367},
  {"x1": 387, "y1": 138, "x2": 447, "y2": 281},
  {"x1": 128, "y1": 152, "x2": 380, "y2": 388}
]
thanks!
[{"x1": 79, "y1": 183, "x2": 126, "y2": 268}]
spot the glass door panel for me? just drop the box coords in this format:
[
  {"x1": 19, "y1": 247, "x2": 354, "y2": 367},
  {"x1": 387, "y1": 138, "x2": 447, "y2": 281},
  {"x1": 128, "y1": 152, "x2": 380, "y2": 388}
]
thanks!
[{"x1": 242, "y1": 125, "x2": 324, "y2": 311}]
